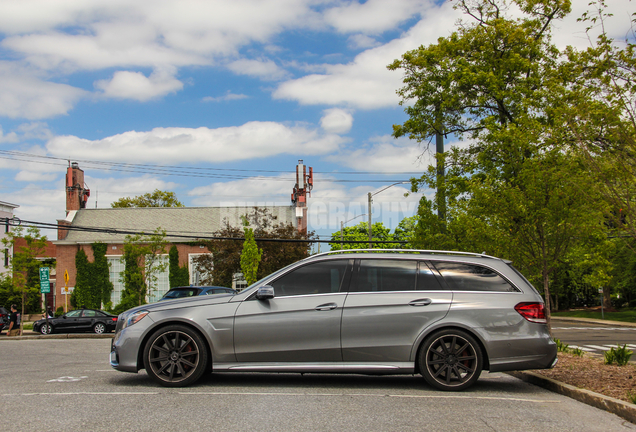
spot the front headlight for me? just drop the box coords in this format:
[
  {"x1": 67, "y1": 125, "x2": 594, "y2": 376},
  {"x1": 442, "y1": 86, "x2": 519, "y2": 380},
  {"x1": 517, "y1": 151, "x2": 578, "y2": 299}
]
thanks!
[{"x1": 122, "y1": 310, "x2": 149, "y2": 329}]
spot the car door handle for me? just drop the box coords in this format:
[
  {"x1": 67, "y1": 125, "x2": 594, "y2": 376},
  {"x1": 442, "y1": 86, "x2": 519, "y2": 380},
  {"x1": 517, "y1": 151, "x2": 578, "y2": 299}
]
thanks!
[
  {"x1": 315, "y1": 303, "x2": 338, "y2": 311},
  {"x1": 409, "y1": 298, "x2": 432, "y2": 307}
]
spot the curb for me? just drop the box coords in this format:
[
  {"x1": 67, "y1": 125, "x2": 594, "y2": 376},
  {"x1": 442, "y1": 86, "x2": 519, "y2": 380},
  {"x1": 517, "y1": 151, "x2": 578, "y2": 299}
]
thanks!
[
  {"x1": 0, "y1": 333, "x2": 113, "y2": 340},
  {"x1": 551, "y1": 316, "x2": 636, "y2": 327},
  {"x1": 508, "y1": 371, "x2": 636, "y2": 424}
]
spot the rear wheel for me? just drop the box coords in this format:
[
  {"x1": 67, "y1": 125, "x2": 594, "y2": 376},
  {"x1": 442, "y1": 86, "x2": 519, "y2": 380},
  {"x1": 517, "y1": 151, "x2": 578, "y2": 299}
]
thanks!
[
  {"x1": 143, "y1": 325, "x2": 208, "y2": 387},
  {"x1": 419, "y1": 329, "x2": 483, "y2": 391},
  {"x1": 93, "y1": 323, "x2": 106, "y2": 334}
]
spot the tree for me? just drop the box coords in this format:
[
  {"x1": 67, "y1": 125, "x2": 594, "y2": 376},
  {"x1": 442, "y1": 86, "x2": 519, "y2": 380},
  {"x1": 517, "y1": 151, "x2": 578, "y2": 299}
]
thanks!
[
  {"x1": 72, "y1": 243, "x2": 114, "y2": 310},
  {"x1": 111, "y1": 190, "x2": 184, "y2": 208},
  {"x1": 193, "y1": 208, "x2": 313, "y2": 288},
  {"x1": 388, "y1": 0, "x2": 619, "y2": 329},
  {"x1": 240, "y1": 218, "x2": 262, "y2": 285},
  {"x1": 1, "y1": 226, "x2": 52, "y2": 334},
  {"x1": 328, "y1": 221, "x2": 401, "y2": 250},
  {"x1": 113, "y1": 228, "x2": 168, "y2": 314},
  {"x1": 169, "y1": 245, "x2": 190, "y2": 288}
]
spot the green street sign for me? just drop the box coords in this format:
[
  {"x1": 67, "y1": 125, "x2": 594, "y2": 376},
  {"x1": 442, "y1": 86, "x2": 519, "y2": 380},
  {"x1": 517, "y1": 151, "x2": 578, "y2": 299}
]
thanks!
[{"x1": 39, "y1": 267, "x2": 51, "y2": 294}]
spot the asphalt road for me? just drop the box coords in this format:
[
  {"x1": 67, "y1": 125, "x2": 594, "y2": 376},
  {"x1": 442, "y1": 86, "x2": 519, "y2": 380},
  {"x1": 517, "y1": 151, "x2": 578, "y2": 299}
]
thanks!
[
  {"x1": 1, "y1": 338, "x2": 635, "y2": 432},
  {"x1": 552, "y1": 320, "x2": 636, "y2": 357}
]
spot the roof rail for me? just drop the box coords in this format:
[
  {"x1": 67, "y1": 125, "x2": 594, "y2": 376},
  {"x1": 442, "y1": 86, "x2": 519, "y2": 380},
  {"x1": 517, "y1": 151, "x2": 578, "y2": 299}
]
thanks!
[{"x1": 309, "y1": 249, "x2": 501, "y2": 260}]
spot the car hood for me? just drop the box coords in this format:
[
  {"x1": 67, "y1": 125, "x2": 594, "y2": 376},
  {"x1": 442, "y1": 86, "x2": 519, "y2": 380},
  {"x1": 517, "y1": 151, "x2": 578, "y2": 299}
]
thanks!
[{"x1": 121, "y1": 293, "x2": 234, "y2": 318}]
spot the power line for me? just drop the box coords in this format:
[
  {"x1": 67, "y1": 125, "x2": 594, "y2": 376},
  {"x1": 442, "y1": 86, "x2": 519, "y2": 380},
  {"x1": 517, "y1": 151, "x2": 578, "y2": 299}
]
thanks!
[
  {"x1": 0, "y1": 150, "x2": 423, "y2": 181},
  {"x1": 2, "y1": 217, "x2": 407, "y2": 245}
]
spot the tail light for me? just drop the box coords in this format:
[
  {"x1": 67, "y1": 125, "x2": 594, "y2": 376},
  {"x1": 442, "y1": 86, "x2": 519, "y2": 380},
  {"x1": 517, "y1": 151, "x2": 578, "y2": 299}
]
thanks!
[
  {"x1": 112, "y1": 317, "x2": 118, "y2": 322},
  {"x1": 515, "y1": 302, "x2": 546, "y2": 324}
]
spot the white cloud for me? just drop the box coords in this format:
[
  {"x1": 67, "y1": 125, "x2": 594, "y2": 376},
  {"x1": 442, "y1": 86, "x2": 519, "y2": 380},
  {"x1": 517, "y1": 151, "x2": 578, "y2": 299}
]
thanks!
[
  {"x1": 347, "y1": 34, "x2": 380, "y2": 50},
  {"x1": 0, "y1": 122, "x2": 52, "y2": 145},
  {"x1": 0, "y1": 62, "x2": 86, "y2": 119},
  {"x1": 94, "y1": 67, "x2": 183, "y2": 101},
  {"x1": 307, "y1": 179, "x2": 421, "y2": 232},
  {"x1": 273, "y1": 2, "x2": 461, "y2": 109},
  {"x1": 324, "y1": 0, "x2": 430, "y2": 34},
  {"x1": 202, "y1": 92, "x2": 249, "y2": 102},
  {"x1": 86, "y1": 174, "x2": 180, "y2": 208},
  {"x1": 227, "y1": 58, "x2": 289, "y2": 81},
  {"x1": 0, "y1": 127, "x2": 18, "y2": 143},
  {"x1": 188, "y1": 174, "x2": 294, "y2": 206},
  {"x1": 14, "y1": 171, "x2": 57, "y2": 182},
  {"x1": 320, "y1": 108, "x2": 353, "y2": 134},
  {"x1": 327, "y1": 135, "x2": 428, "y2": 173},
  {"x1": 0, "y1": 0, "x2": 318, "y2": 71},
  {"x1": 46, "y1": 121, "x2": 348, "y2": 163}
]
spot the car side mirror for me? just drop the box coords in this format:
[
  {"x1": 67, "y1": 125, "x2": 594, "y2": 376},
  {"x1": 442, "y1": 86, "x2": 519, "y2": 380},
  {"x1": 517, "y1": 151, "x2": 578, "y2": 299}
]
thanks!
[
  {"x1": 62, "y1": 315, "x2": 67, "y2": 319},
  {"x1": 256, "y1": 285, "x2": 275, "y2": 300}
]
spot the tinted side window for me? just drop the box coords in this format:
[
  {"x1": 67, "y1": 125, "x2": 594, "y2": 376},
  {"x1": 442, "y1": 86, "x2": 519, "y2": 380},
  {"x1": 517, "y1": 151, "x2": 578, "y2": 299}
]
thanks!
[
  {"x1": 82, "y1": 310, "x2": 96, "y2": 317},
  {"x1": 432, "y1": 262, "x2": 519, "y2": 292},
  {"x1": 271, "y1": 260, "x2": 351, "y2": 297},
  {"x1": 417, "y1": 262, "x2": 445, "y2": 291},
  {"x1": 66, "y1": 310, "x2": 81, "y2": 317},
  {"x1": 354, "y1": 260, "x2": 417, "y2": 292}
]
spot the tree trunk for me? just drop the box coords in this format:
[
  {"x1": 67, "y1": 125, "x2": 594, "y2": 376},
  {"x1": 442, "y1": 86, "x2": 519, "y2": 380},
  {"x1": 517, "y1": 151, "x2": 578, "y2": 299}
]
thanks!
[{"x1": 603, "y1": 287, "x2": 612, "y2": 310}]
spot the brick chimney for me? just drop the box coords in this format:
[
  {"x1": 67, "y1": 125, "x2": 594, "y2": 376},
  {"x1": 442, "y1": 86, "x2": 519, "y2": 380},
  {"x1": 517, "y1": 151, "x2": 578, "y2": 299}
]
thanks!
[{"x1": 65, "y1": 162, "x2": 90, "y2": 213}]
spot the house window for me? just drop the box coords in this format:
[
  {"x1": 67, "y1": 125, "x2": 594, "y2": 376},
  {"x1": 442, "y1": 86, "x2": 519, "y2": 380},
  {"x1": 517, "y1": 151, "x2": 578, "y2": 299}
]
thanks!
[
  {"x1": 107, "y1": 256, "x2": 125, "y2": 306},
  {"x1": 147, "y1": 255, "x2": 169, "y2": 303},
  {"x1": 189, "y1": 253, "x2": 212, "y2": 286},
  {"x1": 233, "y1": 272, "x2": 248, "y2": 291}
]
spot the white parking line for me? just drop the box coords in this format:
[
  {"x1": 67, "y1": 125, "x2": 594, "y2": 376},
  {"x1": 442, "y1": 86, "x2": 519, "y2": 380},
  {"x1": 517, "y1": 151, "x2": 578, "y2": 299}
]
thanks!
[
  {"x1": 5, "y1": 391, "x2": 560, "y2": 403},
  {"x1": 586, "y1": 345, "x2": 613, "y2": 351},
  {"x1": 567, "y1": 345, "x2": 594, "y2": 352}
]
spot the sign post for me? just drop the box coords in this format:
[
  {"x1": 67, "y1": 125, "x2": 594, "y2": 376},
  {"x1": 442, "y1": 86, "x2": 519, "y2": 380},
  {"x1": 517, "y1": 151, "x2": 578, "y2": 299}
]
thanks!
[
  {"x1": 64, "y1": 270, "x2": 70, "y2": 312},
  {"x1": 39, "y1": 267, "x2": 51, "y2": 333}
]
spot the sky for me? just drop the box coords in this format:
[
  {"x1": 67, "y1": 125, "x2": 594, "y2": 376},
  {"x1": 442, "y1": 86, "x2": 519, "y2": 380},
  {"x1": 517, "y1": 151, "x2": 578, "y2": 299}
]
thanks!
[{"x1": 0, "y1": 0, "x2": 633, "y2": 243}]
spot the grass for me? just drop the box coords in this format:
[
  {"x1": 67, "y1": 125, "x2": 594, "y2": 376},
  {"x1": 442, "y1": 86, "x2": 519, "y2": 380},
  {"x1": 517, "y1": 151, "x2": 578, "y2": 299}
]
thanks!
[{"x1": 552, "y1": 308, "x2": 636, "y2": 323}]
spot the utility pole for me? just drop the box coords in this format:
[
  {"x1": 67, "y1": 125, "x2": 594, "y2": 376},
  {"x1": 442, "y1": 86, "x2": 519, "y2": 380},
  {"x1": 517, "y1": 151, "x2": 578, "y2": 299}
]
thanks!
[
  {"x1": 368, "y1": 192, "x2": 373, "y2": 248},
  {"x1": 436, "y1": 129, "x2": 446, "y2": 224}
]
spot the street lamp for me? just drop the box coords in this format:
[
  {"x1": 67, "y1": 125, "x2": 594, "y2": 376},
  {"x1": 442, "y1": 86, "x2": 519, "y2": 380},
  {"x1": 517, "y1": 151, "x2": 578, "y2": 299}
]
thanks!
[
  {"x1": 340, "y1": 213, "x2": 366, "y2": 247},
  {"x1": 368, "y1": 181, "x2": 410, "y2": 248}
]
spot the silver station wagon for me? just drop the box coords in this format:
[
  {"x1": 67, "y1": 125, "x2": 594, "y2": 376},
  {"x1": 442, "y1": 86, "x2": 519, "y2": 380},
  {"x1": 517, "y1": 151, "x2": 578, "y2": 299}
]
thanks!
[{"x1": 110, "y1": 250, "x2": 557, "y2": 391}]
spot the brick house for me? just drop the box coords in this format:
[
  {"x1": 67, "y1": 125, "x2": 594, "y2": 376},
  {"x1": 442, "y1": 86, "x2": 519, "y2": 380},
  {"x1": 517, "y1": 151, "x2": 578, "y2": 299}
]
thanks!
[
  {"x1": 53, "y1": 162, "x2": 310, "y2": 311},
  {"x1": 1, "y1": 200, "x2": 19, "y2": 274}
]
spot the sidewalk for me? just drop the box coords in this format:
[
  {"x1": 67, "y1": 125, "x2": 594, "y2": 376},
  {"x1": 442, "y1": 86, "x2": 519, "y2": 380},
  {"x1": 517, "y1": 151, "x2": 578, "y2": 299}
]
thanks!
[{"x1": 551, "y1": 316, "x2": 636, "y2": 327}]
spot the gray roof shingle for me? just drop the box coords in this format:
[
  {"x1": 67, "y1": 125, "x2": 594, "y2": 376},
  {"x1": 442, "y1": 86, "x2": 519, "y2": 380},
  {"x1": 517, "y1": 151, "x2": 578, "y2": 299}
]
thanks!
[{"x1": 55, "y1": 206, "x2": 297, "y2": 244}]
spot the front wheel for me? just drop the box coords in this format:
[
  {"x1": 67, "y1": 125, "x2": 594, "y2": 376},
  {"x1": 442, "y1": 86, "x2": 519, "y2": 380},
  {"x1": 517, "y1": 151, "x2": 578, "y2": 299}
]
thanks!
[
  {"x1": 418, "y1": 329, "x2": 483, "y2": 391},
  {"x1": 93, "y1": 323, "x2": 106, "y2": 334},
  {"x1": 143, "y1": 325, "x2": 208, "y2": 387},
  {"x1": 40, "y1": 323, "x2": 53, "y2": 335}
]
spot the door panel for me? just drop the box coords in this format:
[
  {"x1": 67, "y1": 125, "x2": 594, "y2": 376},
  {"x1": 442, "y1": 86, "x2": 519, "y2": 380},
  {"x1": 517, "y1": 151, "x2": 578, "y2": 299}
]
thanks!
[
  {"x1": 233, "y1": 293, "x2": 346, "y2": 362},
  {"x1": 341, "y1": 260, "x2": 452, "y2": 362},
  {"x1": 341, "y1": 291, "x2": 452, "y2": 361},
  {"x1": 233, "y1": 259, "x2": 352, "y2": 363}
]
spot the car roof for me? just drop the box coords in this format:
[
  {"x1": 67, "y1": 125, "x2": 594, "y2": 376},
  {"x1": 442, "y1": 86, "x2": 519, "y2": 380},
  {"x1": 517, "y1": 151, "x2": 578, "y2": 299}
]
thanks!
[{"x1": 305, "y1": 249, "x2": 511, "y2": 265}]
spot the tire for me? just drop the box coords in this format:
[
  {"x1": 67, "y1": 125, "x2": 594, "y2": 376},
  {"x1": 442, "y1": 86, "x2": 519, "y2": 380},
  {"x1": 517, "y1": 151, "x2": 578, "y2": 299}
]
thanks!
[
  {"x1": 93, "y1": 323, "x2": 106, "y2": 334},
  {"x1": 418, "y1": 329, "x2": 483, "y2": 391},
  {"x1": 40, "y1": 323, "x2": 53, "y2": 335},
  {"x1": 143, "y1": 325, "x2": 208, "y2": 387}
]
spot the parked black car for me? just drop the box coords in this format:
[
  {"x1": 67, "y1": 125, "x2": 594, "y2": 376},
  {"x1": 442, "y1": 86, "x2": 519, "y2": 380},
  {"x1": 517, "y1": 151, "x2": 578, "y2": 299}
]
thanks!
[
  {"x1": 159, "y1": 286, "x2": 236, "y2": 301},
  {"x1": 33, "y1": 309, "x2": 118, "y2": 335}
]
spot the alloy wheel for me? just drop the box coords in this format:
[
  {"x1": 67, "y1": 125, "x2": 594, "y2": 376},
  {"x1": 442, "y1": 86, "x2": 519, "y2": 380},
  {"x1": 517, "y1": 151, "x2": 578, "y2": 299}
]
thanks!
[
  {"x1": 147, "y1": 330, "x2": 201, "y2": 384},
  {"x1": 422, "y1": 332, "x2": 481, "y2": 390}
]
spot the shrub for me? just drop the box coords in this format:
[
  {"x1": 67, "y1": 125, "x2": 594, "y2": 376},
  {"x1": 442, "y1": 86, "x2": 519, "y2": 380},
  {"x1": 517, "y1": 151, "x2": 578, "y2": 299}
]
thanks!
[
  {"x1": 604, "y1": 344, "x2": 633, "y2": 366},
  {"x1": 55, "y1": 306, "x2": 64, "y2": 317}
]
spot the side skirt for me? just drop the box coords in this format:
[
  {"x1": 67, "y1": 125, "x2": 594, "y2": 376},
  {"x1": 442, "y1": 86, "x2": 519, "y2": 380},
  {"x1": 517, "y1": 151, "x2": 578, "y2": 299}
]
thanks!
[{"x1": 212, "y1": 362, "x2": 415, "y2": 375}]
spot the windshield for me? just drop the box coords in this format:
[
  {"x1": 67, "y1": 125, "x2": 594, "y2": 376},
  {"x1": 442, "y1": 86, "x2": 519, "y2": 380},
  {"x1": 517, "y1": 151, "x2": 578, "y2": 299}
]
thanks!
[{"x1": 163, "y1": 288, "x2": 199, "y2": 299}]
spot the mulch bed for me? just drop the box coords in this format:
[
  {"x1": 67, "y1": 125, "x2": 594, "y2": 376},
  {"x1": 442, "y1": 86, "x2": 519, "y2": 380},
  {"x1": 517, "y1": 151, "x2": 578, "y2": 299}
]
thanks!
[{"x1": 532, "y1": 352, "x2": 636, "y2": 403}]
